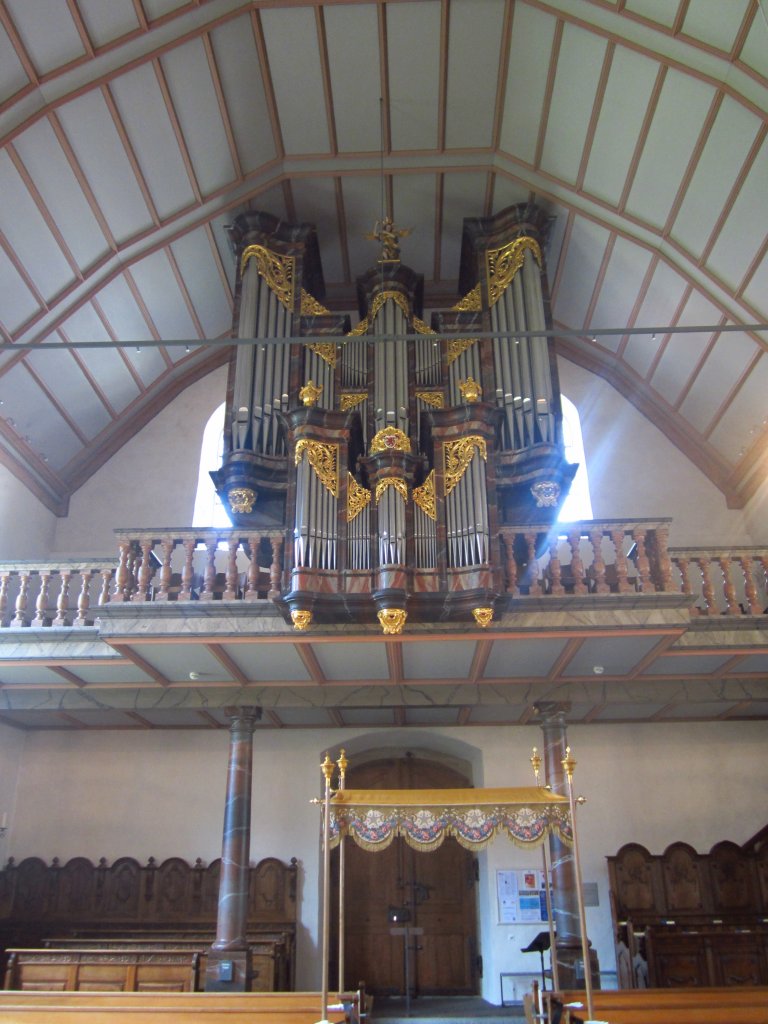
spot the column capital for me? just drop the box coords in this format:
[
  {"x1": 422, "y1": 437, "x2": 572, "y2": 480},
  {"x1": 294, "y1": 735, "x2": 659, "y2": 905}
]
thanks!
[
  {"x1": 533, "y1": 700, "x2": 571, "y2": 728},
  {"x1": 223, "y1": 705, "x2": 262, "y2": 729}
]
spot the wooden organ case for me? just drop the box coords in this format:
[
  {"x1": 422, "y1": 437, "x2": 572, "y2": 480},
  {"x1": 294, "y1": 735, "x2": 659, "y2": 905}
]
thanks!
[{"x1": 214, "y1": 204, "x2": 577, "y2": 630}]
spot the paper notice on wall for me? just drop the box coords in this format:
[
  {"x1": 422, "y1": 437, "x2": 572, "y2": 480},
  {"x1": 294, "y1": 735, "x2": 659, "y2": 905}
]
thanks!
[{"x1": 497, "y1": 869, "x2": 549, "y2": 924}]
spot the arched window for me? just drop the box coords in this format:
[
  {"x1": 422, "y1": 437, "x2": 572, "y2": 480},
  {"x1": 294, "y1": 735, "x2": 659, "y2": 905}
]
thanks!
[
  {"x1": 558, "y1": 395, "x2": 593, "y2": 522},
  {"x1": 192, "y1": 402, "x2": 231, "y2": 528}
]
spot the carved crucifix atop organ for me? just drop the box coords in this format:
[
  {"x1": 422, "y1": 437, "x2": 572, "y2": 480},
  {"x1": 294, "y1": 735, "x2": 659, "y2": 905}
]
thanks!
[{"x1": 211, "y1": 204, "x2": 576, "y2": 632}]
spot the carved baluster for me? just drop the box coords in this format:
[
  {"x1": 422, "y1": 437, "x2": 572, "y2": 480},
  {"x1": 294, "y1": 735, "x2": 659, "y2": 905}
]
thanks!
[
  {"x1": 99, "y1": 568, "x2": 112, "y2": 606},
  {"x1": 673, "y1": 556, "x2": 696, "y2": 613},
  {"x1": 650, "y1": 524, "x2": 673, "y2": 592},
  {"x1": 132, "y1": 538, "x2": 155, "y2": 602},
  {"x1": 716, "y1": 556, "x2": 740, "y2": 615},
  {"x1": 523, "y1": 532, "x2": 544, "y2": 595},
  {"x1": 610, "y1": 529, "x2": 632, "y2": 593},
  {"x1": 738, "y1": 556, "x2": 761, "y2": 615},
  {"x1": 269, "y1": 535, "x2": 283, "y2": 598},
  {"x1": 178, "y1": 539, "x2": 197, "y2": 601},
  {"x1": 75, "y1": 570, "x2": 92, "y2": 626},
  {"x1": 244, "y1": 534, "x2": 261, "y2": 601},
  {"x1": 589, "y1": 528, "x2": 609, "y2": 594},
  {"x1": 695, "y1": 556, "x2": 716, "y2": 615},
  {"x1": 53, "y1": 570, "x2": 72, "y2": 627},
  {"x1": 548, "y1": 534, "x2": 565, "y2": 596},
  {"x1": 199, "y1": 537, "x2": 218, "y2": 601},
  {"x1": 567, "y1": 528, "x2": 587, "y2": 594},
  {"x1": 223, "y1": 537, "x2": 240, "y2": 601},
  {"x1": 502, "y1": 532, "x2": 518, "y2": 595},
  {"x1": 632, "y1": 528, "x2": 653, "y2": 592},
  {"x1": 112, "y1": 541, "x2": 133, "y2": 602},
  {"x1": 32, "y1": 571, "x2": 52, "y2": 627},
  {"x1": 155, "y1": 537, "x2": 175, "y2": 601},
  {"x1": 11, "y1": 572, "x2": 30, "y2": 627},
  {"x1": 0, "y1": 573, "x2": 10, "y2": 626}
]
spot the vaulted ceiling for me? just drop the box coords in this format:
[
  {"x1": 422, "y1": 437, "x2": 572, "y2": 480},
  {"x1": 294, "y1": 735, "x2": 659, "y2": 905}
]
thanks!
[{"x1": 1, "y1": 0, "x2": 767, "y2": 518}]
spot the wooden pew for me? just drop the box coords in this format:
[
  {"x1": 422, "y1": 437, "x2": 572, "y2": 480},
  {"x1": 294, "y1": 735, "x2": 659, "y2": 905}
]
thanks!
[
  {"x1": 3, "y1": 948, "x2": 199, "y2": 993},
  {"x1": 544, "y1": 986, "x2": 768, "y2": 1024}
]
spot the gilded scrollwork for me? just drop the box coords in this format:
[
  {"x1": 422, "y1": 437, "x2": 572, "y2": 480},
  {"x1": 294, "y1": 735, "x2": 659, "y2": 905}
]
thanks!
[
  {"x1": 443, "y1": 435, "x2": 487, "y2": 496},
  {"x1": 378, "y1": 608, "x2": 407, "y2": 635},
  {"x1": 340, "y1": 392, "x2": 367, "y2": 412},
  {"x1": 415, "y1": 391, "x2": 444, "y2": 409},
  {"x1": 346, "y1": 473, "x2": 371, "y2": 522},
  {"x1": 459, "y1": 377, "x2": 482, "y2": 403},
  {"x1": 486, "y1": 235, "x2": 542, "y2": 307},
  {"x1": 347, "y1": 290, "x2": 413, "y2": 337},
  {"x1": 228, "y1": 487, "x2": 256, "y2": 514},
  {"x1": 472, "y1": 607, "x2": 494, "y2": 629},
  {"x1": 375, "y1": 477, "x2": 408, "y2": 505},
  {"x1": 413, "y1": 316, "x2": 435, "y2": 335},
  {"x1": 241, "y1": 244, "x2": 295, "y2": 310},
  {"x1": 291, "y1": 609, "x2": 312, "y2": 631},
  {"x1": 531, "y1": 481, "x2": 561, "y2": 508},
  {"x1": 294, "y1": 439, "x2": 339, "y2": 498},
  {"x1": 446, "y1": 338, "x2": 477, "y2": 365},
  {"x1": 413, "y1": 470, "x2": 436, "y2": 521},
  {"x1": 299, "y1": 380, "x2": 323, "y2": 407},
  {"x1": 452, "y1": 283, "x2": 482, "y2": 312},
  {"x1": 300, "y1": 289, "x2": 331, "y2": 315},
  {"x1": 306, "y1": 342, "x2": 337, "y2": 367},
  {"x1": 370, "y1": 427, "x2": 412, "y2": 454}
]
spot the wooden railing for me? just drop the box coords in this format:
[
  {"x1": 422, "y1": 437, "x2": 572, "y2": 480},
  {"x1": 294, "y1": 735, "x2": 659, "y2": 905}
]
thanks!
[{"x1": 1, "y1": 524, "x2": 765, "y2": 628}]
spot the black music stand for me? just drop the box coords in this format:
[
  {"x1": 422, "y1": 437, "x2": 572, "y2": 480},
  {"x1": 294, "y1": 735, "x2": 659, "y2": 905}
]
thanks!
[{"x1": 521, "y1": 931, "x2": 551, "y2": 991}]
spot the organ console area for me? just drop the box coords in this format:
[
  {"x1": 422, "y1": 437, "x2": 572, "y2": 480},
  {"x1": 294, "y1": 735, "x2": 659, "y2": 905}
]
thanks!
[{"x1": 211, "y1": 203, "x2": 577, "y2": 632}]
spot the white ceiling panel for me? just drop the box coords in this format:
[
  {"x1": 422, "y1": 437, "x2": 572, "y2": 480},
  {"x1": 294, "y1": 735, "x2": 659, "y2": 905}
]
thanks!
[
  {"x1": 681, "y1": 0, "x2": 751, "y2": 53},
  {"x1": 402, "y1": 640, "x2": 475, "y2": 680},
  {"x1": 439, "y1": 172, "x2": 486, "y2": 279},
  {"x1": 0, "y1": 247, "x2": 40, "y2": 334},
  {"x1": 290, "y1": 178, "x2": 344, "y2": 285},
  {"x1": 552, "y1": 215, "x2": 611, "y2": 329},
  {"x1": 0, "y1": 21, "x2": 30, "y2": 101},
  {"x1": 444, "y1": 0, "x2": 505, "y2": 150},
  {"x1": 707, "y1": 137, "x2": 768, "y2": 296},
  {"x1": 338, "y1": 707, "x2": 395, "y2": 726},
  {"x1": 3, "y1": 0, "x2": 84, "y2": 76},
  {"x1": 127, "y1": 642, "x2": 234, "y2": 682},
  {"x1": 220, "y1": 643, "x2": 311, "y2": 682},
  {"x1": 325, "y1": 4, "x2": 382, "y2": 153},
  {"x1": 142, "y1": 0, "x2": 190, "y2": 21},
  {"x1": 76, "y1": 0, "x2": 141, "y2": 49},
  {"x1": 739, "y1": 10, "x2": 768, "y2": 78},
  {"x1": 25, "y1": 347, "x2": 112, "y2": 440},
  {"x1": 589, "y1": 237, "x2": 654, "y2": 346},
  {"x1": 679, "y1": 330, "x2": 758, "y2": 434},
  {"x1": 56, "y1": 92, "x2": 155, "y2": 244},
  {"x1": 109, "y1": 64, "x2": 197, "y2": 219},
  {"x1": 669, "y1": 97, "x2": 761, "y2": 261},
  {"x1": 484, "y1": 637, "x2": 568, "y2": 678},
  {"x1": 0, "y1": 151, "x2": 76, "y2": 300},
  {"x1": 95, "y1": 277, "x2": 167, "y2": 387},
  {"x1": 311, "y1": 641, "x2": 389, "y2": 681},
  {"x1": 624, "y1": 0, "x2": 679, "y2": 29},
  {"x1": 563, "y1": 635, "x2": 660, "y2": 676},
  {"x1": 499, "y1": 3, "x2": 556, "y2": 166},
  {"x1": 708, "y1": 350, "x2": 768, "y2": 461},
  {"x1": 62, "y1": 662, "x2": 155, "y2": 685},
  {"x1": 0, "y1": 663, "x2": 75, "y2": 685},
  {"x1": 260, "y1": 6, "x2": 330, "y2": 155},
  {"x1": 392, "y1": 174, "x2": 437, "y2": 283},
  {"x1": 742, "y1": 250, "x2": 768, "y2": 320},
  {"x1": 622, "y1": 261, "x2": 687, "y2": 379},
  {"x1": 169, "y1": 228, "x2": 232, "y2": 339},
  {"x1": 160, "y1": 37, "x2": 239, "y2": 195},
  {"x1": 405, "y1": 707, "x2": 460, "y2": 725},
  {"x1": 127, "y1": 250, "x2": 199, "y2": 342},
  {"x1": 0, "y1": 364, "x2": 82, "y2": 469},
  {"x1": 540, "y1": 22, "x2": 608, "y2": 186},
  {"x1": 541, "y1": 200, "x2": 569, "y2": 287},
  {"x1": 341, "y1": 175, "x2": 388, "y2": 279},
  {"x1": 582, "y1": 47, "x2": 662, "y2": 207},
  {"x1": 12, "y1": 119, "x2": 111, "y2": 271},
  {"x1": 490, "y1": 177, "x2": 531, "y2": 220},
  {"x1": 210, "y1": 14, "x2": 277, "y2": 174},
  {"x1": 649, "y1": 290, "x2": 721, "y2": 402},
  {"x1": 387, "y1": 2, "x2": 441, "y2": 152},
  {"x1": 61, "y1": 305, "x2": 140, "y2": 414},
  {"x1": 626, "y1": 70, "x2": 716, "y2": 230}
]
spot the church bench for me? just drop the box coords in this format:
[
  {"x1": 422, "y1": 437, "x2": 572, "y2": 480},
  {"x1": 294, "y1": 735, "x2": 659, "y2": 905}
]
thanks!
[
  {"x1": 546, "y1": 986, "x2": 768, "y2": 1024},
  {"x1": 3, "y1": 948, "x2": 199, "y2": 993}
]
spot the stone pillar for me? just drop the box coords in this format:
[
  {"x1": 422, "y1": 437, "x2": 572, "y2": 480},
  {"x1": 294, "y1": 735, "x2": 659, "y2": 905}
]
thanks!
[
  {"x1": 534, "y1": 700, "x2": 599, "y2": 990},
  {"x1": 205, "y1": 706, "x2": 262, "y2": 991}
]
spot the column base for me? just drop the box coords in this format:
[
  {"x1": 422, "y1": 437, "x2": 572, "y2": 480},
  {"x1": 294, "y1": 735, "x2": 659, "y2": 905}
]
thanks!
[
  {"x1": 554, "y1": 944, "x2": 600, "y2": 990},
  {"x1": 203, "y1": 947, "x2": 252, "y2": 992}
]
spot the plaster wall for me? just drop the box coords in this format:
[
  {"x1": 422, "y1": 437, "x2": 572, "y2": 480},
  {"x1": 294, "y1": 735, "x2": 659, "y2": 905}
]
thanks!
[
  {"x1": 0, "y1": 463, "x2": 56, "y2": 560},
  {"x1": 0, "y1": 722, "x2": 24, "y2": 864},
  {"x1": 6, "y1": 721, "x2": 767, "y2": 998}
]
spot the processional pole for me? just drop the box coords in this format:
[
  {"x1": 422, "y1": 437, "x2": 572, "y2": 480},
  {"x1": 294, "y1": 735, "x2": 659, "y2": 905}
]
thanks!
[
  {"x1": 337, "y1": 749, "x2": 348, "y2": 994},
  {"x1": 320, "y1": 753, "x2": 335, "y2": 1023},
  {"x1": 562, "y1": 746, "x2": 594, "y2": 1021},
  {"x1": 531, "y1": 747, "x2": 560, "y2": 992}
]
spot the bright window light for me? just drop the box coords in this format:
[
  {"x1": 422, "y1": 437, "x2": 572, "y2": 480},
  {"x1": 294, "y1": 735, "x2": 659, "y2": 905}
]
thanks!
[
  {"x1": 558, "y1": 395, "x2": 593, "y2": 522},
  {"x1": 192, "y1": 402, "x2": 231, "y2": 528}
]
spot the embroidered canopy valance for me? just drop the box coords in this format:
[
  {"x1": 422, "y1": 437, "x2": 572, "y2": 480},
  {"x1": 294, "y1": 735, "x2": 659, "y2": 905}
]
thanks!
[{"x1": 328, "y1": 786, "x2": 571, "y2": 853}]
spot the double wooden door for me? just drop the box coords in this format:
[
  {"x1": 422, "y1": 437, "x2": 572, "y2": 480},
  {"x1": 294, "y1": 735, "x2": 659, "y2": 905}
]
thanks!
[{"x1": 331, "y1": 756, "x2": 479, "y2": 996}]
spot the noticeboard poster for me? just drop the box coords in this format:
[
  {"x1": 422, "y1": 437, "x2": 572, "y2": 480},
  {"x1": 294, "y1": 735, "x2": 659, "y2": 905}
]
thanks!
[{"x1": 496, "y1": 868, "x2": 549, "y2": 924}]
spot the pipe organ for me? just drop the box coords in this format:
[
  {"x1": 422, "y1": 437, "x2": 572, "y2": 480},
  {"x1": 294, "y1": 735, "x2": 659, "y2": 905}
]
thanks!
[{"x1": 215, "y1": 205, "x2": 576, "y2": 632}]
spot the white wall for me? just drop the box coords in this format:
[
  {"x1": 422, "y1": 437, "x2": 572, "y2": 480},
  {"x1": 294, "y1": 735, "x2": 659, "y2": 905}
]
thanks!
[
  {"x1": 0, "y1": 463, "x2": 57, "y2": 560},
  {"x1": 558, "y1": 359, "x2": 754, "y2": 546},
  {"x1": 6, "y1": 721, "x2": 767, "y2": 998}
]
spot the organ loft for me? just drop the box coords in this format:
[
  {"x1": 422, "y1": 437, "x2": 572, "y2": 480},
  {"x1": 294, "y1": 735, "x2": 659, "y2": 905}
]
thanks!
[{"x1": 211, "y1": 203, "x2": 577, "y2": 633}]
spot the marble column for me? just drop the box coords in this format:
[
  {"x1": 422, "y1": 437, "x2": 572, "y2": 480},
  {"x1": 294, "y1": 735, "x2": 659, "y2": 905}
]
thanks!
[
  {"x1": 534, "y1": 700, "x2": 599, "y2": 990},
  {"x1": 205, "y1": 705, "x2": 261, "y2": 991}
]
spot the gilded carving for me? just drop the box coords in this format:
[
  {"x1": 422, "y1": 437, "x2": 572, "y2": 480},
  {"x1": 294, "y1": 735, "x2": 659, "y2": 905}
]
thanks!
[
  {"x1": 443, "y1": 435, "x2": 487, "y2": 496},
  {"x1": 446, "y1": 338, "x2": 477, "y2": 365},
  {"x1": 347, "y1": 290, "x2": 413, "y2": 337},
  {"x1": 415, "y1": 391, "x2": 444, "y2": 409},
  {"x1": 375, "y1": 477, "x2": 408, "y2": 505},
  {"x1": 294, "y1": 439, "x2": 339, "y2": 497},
  {"x1": 459, "y1": 377, "x2": 482, "y2": 403},
  {"x1": 365, "y1": 216, "x2": 412, "y2": 261},
  {"x1": 241, "y1": 244, "x2": 295, "y2": 310},
  {"x1": 472, "y1": 607, "x2": 494, "y2": 629},
  {"x1": 291, "y1": 609, "x2": 312, "y2": 631},
  {"x1": 299, "y1": 380, "x2": 323, "y2": 407},
  {"x1": 347, "y1": 315, "x2": 369, "y2": 337},
  {"x1": 340, "y1": 392, "x2": 367, "y2": 412},
  {"x1": 413, "y1": 316, "x2": 435, "y2": 336},
  {"x1": 486, "y1": 235, "x2": 542, "y2": 307},
  {"x1": 413, "y1": 470, "x2": 436, "y2": 521},
  {"x1": 531, "y1": 481, "x2": 561, "y2": 508},
  {"x1": 346, "y1": 473, "x2": 371, "y2": 522},
  {"x1": 452, "y1": 283, "x2": 482, "y2": 312},
  {"x1": 228, "y1": 487, "x2": 256, "y2": 514},
  {"x1": 378, "y1": 608, "x2": 407, "y2": 635},
  {"x1": 306, "y1": 342, "x2": 337, "y2": 367},
  {"x1": 300, "y1": 289, "x2": 331, "y2": 315},
  {"x1": 370, "y1": 427, "x2": 412, "y2": 455}
]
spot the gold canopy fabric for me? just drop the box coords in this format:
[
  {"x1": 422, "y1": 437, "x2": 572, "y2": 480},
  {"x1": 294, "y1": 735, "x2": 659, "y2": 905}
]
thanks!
[{"x1": 328, "y1": 787, "x2": 571, "y2": 852}]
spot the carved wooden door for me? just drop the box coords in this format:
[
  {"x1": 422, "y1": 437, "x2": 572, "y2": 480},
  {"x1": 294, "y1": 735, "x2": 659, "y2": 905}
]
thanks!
[{"x1": 331, "y1": 756, "x2": 478, "y2": 996}]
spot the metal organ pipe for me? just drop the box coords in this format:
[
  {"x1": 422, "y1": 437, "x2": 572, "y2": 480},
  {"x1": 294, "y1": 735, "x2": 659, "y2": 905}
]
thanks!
[{"x1": 231, "y1": 262, "x2": 259, "y2": 450}]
